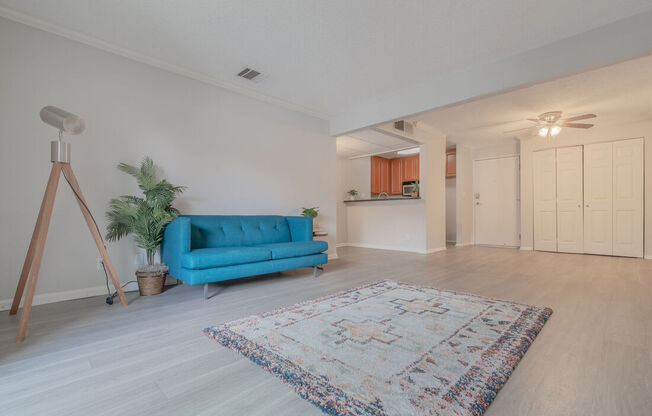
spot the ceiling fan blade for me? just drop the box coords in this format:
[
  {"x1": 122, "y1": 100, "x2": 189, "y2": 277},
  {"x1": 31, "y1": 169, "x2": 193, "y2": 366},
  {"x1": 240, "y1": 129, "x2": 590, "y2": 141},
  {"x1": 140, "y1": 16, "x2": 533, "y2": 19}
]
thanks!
[
  {"x1": 561, "y1": 122, "x2": 594, "y2": 129},
  {"x1": 562, "y1": 114, "x2": 596, "y2": 122}
]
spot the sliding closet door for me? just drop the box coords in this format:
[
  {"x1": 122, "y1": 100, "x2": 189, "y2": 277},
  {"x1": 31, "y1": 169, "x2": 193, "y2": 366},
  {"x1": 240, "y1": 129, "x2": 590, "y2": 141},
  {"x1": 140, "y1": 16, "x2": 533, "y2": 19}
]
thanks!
[
  {"x1": 613, "y1": 138, "x2": 644, "y2": 257},
  {"x1": 584, "y1": 142, "x2": 613, "y2": 255},
  {"x1": 533, "y1": 149, "x2": 557, "y2": 251},
  {"x1": 556, "y1": 146, "x2": 584, "y2": 253}
]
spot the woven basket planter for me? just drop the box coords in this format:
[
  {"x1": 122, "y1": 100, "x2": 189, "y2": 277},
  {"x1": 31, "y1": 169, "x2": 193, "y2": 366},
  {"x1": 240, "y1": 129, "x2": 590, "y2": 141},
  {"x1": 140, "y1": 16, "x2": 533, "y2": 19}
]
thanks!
[{"x1": 136, "y1": 271, "x2": 166, "y2": 296}]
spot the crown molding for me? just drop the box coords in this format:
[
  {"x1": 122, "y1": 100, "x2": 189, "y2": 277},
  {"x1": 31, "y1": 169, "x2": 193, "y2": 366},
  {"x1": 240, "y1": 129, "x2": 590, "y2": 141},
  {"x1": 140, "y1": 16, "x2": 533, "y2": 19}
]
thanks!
[{"x1": 0, "y1": 6, "x2": 330, "y2": 121}]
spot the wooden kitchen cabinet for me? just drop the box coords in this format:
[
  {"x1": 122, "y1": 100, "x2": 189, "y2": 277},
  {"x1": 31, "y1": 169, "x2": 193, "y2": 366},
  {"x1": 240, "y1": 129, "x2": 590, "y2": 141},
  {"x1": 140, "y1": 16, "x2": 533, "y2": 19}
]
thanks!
[
  {"x1": 446, "y1": 150, "x2": 456, "y2": 178},
  {"x1": 390, "y1": 158, "x2": 403, "y2": 194},
  {"x1": 372, "y1": 154, "x2": 419, "y2": 195},
  {"x1": 380, "y1": 158, "x2": 390, "y2": 193},
  {"x1": 371, "y1": 156, "x2": 381, "y2": 194},
  {"x1": 403, "y1": 155, "x2": 420, "y2": 181},
  {"x1": 371, "y1": 156, "x2": 390, "y2": 194}
]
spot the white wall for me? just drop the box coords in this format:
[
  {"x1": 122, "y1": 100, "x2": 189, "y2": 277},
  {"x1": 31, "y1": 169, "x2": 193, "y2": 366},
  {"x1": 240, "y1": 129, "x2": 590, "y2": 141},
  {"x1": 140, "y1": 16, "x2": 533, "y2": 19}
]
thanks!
[
  {"x1": 342, "y1": 157, "x2": 371, "y2": 198},
  {"x1": 519, "y1": 120, "x2": 652, "y2": 257},
  {"x1": 336, "y1": 157, "x2": 349, "y2": 245},
  {"x1": 336, "y1": 156, "x2": 372, "y2": 245},
  {"x1": 455, "y1": 144, "x2": 473, "y2": 245},
  {"x1": 446, "y1": 178, "x2": 456, "y2": 243},
  {"x1": 471, "y1": 141, "x2": 520, "y2": 160},
  {"x1": 345, "y1": 200, "x2": 427, "y2": 252},
  {"x1": 0, "y1": 18, "x2": 337, "y2": 309},
  {"x1": 418, "y1": 128, "x2": 448, "y2": 253}
]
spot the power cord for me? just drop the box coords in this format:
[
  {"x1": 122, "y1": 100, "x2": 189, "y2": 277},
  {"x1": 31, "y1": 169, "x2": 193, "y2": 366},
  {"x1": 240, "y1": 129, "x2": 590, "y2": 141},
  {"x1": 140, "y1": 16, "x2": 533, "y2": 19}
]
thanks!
[
  {"x1": 61, "y1": 168, "x2": 127, "y2": 305},
  {"x1": 102, "y1": 260, "x2": 136, "y2": 305}
]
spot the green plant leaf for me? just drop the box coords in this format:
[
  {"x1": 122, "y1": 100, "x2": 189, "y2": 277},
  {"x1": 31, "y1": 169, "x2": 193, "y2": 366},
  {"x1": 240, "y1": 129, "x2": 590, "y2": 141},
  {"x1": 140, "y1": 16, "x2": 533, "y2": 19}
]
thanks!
[{"x1": 106, "y1": 157, "x2": 185, "y2": 265}]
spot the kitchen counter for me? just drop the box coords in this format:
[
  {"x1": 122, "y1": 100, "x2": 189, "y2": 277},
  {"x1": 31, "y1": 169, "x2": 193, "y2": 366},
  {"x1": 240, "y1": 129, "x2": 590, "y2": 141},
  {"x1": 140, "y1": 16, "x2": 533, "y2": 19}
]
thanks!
[{"x1": 344, "y1": 196, "x2": 421, "y2": 203}]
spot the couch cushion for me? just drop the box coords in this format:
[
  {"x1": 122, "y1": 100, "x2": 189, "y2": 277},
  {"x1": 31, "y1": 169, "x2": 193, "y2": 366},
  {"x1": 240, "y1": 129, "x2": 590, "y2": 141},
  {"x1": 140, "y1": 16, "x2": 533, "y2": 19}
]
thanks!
[
  {"x1": 181, "y1": 247, "x2": 271, "y2": 270},
  {"x1": 256, "y1": 240, "x2": 328, "y2": 260},
  {"x1": 186, "y1": 215, "x2": 291, "y2": 249}
]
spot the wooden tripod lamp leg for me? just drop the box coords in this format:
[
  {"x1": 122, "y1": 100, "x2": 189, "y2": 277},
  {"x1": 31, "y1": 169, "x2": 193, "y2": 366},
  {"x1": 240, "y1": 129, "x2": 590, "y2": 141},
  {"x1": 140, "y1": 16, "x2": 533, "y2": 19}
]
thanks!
[
  {"x1": 11, "y1": 163, "x2": 63, "y2": 315},
  {"x1": 15, "y1": 163, "x2": 63, "y2": 342},
  {"x1": 61, "y1": 164, "x2": 128, "y2": 307}
]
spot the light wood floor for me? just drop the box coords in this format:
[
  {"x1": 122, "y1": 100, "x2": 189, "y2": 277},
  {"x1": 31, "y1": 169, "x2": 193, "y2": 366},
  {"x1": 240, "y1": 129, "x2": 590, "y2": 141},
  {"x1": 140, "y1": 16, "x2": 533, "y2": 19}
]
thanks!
[{"x1": 1, "y1": 245, "x2": 651, "y2": 415}]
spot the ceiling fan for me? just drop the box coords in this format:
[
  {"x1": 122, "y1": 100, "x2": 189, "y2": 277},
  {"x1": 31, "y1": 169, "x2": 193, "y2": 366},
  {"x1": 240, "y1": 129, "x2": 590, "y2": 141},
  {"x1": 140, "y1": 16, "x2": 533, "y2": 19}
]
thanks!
[{"x1": 506, "y1": 111, "x2": 596, "y2": 138}]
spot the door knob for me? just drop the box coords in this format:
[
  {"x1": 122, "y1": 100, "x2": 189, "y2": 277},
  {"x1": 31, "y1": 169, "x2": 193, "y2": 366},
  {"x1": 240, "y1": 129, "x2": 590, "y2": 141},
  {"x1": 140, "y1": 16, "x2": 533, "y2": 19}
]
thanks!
[
  {"x1": 585, "y1": 204, "x2": 590, "y2": 207},
  {"x1": 577, "y1": 204, "x2": 581, "y2": 208},
  {"x1": 476, "y1": 202, "x2": 481, "y2": 205}
]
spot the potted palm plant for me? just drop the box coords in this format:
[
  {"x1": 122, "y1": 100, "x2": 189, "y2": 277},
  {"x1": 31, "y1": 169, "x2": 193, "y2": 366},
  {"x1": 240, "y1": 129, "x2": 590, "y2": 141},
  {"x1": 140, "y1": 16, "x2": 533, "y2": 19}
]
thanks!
[
  {"x1": 301, "y1": 207, "x2": 320, "y2": 232},
  {"x1": 411, "y1": 180, "x2": 420, "y2": 198},
  {"x1": 347, "y1": 189, "x2": 358, "y2": 200},
  {"x1": 106, "y1": 157, "x2": 185, "y2": 296},
  {"x1": 301, "y1": 206, "x2": 319, "y2": 219}
]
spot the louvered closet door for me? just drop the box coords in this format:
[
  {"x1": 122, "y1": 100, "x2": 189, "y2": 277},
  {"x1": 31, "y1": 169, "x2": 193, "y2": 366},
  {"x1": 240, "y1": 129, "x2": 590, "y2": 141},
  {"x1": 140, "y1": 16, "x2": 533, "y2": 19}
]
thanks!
[
  {"x1": 584, "y1": 142, "x2": 613, "y2": 255},
  {"x1": 612, "y1": 138, "x2": 644, "y2": 257},
  {"x1": 556, "y1": 146, "x2": 584, "y2": 253},
  {"x1": 533, "y1": 149, "x2": 557, "y2": 251}
]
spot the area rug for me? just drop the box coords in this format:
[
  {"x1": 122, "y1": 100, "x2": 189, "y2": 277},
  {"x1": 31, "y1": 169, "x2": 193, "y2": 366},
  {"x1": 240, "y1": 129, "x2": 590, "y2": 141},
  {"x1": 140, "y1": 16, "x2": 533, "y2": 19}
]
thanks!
[{"x1": 204, "y1": 280, "x2": 552, "y2": 416}]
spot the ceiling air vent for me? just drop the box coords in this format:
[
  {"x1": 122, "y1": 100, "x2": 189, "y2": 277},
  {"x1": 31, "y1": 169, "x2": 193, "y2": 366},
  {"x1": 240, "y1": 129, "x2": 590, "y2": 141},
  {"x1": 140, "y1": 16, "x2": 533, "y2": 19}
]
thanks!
[
  {"x1": 237, "y1": 67, "x2": 261, "y2": 80},
  {"x1": 394, "y1": 120, "x2": 414, "y2": 135}
]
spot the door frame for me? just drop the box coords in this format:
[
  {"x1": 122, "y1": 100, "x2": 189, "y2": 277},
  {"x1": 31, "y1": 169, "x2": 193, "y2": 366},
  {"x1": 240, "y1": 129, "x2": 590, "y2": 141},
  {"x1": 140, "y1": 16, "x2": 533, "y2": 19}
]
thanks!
[{"x1": 472, "y1": 154, "x2": 521, "y2": 247}]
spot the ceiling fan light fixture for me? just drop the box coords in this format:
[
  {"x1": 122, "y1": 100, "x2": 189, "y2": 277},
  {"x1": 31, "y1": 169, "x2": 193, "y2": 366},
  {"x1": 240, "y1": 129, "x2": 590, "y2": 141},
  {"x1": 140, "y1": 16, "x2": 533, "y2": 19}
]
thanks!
[
  {"x1": 538, "y1": 127, "x2": 549, "y2": 137},
  {"x1": 550, "y1": 125, "x2": 562, "y2": 136}
]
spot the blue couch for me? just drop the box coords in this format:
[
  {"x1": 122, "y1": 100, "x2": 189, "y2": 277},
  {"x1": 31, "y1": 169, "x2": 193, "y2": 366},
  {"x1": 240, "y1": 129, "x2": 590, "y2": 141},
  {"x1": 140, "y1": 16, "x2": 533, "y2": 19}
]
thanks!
[{"x1": 162, "y1": 215, "x2": 328, "y2": 297}]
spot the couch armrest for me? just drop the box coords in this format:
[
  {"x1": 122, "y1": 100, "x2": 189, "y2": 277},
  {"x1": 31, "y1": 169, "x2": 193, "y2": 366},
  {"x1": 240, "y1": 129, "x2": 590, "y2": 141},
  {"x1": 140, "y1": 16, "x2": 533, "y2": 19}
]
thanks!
[
  {"x1": 161, "y1": 216, "x2": 191, "y2": 277},
  {"x1": 286, "y1": 216, "x2": 313, "y2": 242}
]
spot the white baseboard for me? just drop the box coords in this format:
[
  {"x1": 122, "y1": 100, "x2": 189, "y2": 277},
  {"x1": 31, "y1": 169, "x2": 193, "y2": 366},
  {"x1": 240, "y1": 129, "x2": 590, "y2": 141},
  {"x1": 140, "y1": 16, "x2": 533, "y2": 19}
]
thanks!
[
  {"x1": 455, "y1": 242, "x2": 474, "y2": 247},
  {"x1": 328, "y1": 253, "x2": 339, "y2": 260},
  {"x1": 338, "y1": 242, "x2": 444, "y2": 255},
  {"x1": 0, "y1": 284, "x2": 116, "y2": 312},
  {"x1": 520, "y1": 246, "x2": 533, "y2": 251},
  {"x1": 644, "y1": 254, "x2": 652, "y2": 260},
  {"x1": 423, "y1": 247, "x2": 447, "y2": 254},
  {"x1": 0, "y1": 277, "x2": 177, "y2": 312}
]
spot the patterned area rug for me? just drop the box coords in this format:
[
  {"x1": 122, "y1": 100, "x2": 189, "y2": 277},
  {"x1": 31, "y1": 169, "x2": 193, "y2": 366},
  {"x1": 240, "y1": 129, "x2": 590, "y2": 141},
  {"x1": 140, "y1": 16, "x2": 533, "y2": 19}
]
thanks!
[{"x1": 204, "y1": 280, "x2": 552, "y2": 415}]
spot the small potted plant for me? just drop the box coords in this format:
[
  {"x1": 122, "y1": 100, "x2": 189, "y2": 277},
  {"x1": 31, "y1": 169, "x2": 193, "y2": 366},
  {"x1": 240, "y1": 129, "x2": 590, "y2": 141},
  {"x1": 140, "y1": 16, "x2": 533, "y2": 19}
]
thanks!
[
  {"x1": 106, "y1": 157, "x2": 185, "y2": 296},
  {"x1": 347, "y1": 189, "x2": 358, "y2": 200},
  {"x1": 411, "y1": 180, "x2": 420, "y2": 198},
  {"x1": 301, "y1": 206, "x2": 319, "y2": 231}
]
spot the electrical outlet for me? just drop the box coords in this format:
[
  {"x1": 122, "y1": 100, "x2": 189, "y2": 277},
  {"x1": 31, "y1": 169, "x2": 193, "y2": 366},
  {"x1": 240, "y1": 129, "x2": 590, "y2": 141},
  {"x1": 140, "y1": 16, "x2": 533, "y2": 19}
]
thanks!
[{"x1": 96, "y1": 258, "x2": 104, "y2": 271}]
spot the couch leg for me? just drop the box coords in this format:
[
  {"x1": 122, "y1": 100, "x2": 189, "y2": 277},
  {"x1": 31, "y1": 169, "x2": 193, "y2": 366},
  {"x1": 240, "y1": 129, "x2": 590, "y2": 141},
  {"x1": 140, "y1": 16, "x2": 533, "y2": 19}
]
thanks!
[
  {"x1": 313, "y1": 265, "x2": 324, "y2": 278},
  {"x1": 203, "y1": 283, "x2": 208, "y2": 300}
]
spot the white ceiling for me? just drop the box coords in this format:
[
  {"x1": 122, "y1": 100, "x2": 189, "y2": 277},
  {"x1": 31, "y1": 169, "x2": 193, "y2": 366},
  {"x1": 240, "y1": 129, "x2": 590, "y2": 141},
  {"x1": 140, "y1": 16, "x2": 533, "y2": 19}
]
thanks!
[
  {"x1": 412, "y1": 54, "x2": 652, "y2": 147},
  {"x1": 337, "y1": 129, "x2": 415, "y2": 159},
  {"x1": 2, "y1": 0, "x2": 651, "y2": 120}
]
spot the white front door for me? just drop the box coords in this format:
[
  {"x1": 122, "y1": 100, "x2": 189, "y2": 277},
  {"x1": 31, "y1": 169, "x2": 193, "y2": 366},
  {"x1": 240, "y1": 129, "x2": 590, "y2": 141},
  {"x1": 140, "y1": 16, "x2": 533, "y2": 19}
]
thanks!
[
  {"x1": 474, "y1": 156, "x2": 520, "y2": 247},
  {"x1": 584, "y1": 142, "x2": 613, "y2": 255},
  {"x1": 612, "y1": 138, "x2": 644, "y2": 257},
  {"x1": 556, "y1": 146, "x2": 584, "y2": 253},
  {"x1": 533, "y1": 149, "x2": 557, "y2": 251}
]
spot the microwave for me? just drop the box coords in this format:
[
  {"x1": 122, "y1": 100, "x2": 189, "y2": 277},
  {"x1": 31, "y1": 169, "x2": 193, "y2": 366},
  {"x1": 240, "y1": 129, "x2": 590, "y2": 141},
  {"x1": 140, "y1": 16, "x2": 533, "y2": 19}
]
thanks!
[{"x1": 402, "y1": 181, "x2": 417, "y2": 196}]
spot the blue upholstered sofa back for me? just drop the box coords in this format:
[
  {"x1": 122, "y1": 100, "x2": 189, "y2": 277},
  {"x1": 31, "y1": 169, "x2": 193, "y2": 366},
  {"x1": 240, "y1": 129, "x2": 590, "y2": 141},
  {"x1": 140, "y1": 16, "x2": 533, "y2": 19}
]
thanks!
[{"x1": 186, "y1": 215, "x2": 291, "y2": 249}]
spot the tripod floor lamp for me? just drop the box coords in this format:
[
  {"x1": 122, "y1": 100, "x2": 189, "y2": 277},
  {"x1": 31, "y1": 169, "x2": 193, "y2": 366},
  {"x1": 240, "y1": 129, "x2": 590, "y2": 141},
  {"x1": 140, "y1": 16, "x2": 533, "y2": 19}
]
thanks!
[{"x1": 11, "y1": 106, "x2": 128, "y2": 343}]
